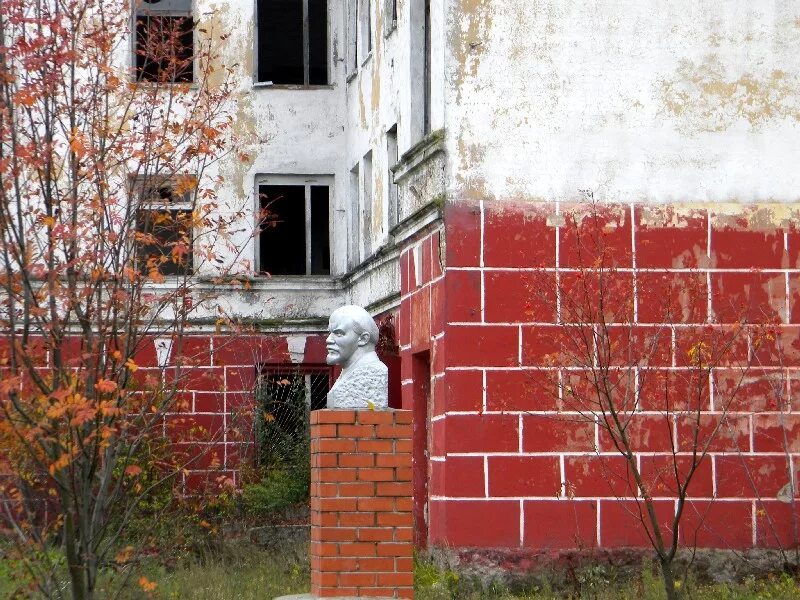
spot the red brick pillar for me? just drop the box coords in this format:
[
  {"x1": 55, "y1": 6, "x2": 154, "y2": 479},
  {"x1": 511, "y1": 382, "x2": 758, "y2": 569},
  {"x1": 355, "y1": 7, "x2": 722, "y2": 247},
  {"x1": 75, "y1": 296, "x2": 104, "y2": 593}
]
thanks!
[{"x1": 310, "y1": 409, "x2": 414, "y2": 599}]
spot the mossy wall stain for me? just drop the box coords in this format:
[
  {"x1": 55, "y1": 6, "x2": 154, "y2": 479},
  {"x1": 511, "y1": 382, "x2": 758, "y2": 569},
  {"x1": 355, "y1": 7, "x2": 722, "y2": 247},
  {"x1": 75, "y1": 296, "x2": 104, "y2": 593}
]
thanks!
[{"x1": 661, "y1": 60, "x2": 800, "y2": 133}]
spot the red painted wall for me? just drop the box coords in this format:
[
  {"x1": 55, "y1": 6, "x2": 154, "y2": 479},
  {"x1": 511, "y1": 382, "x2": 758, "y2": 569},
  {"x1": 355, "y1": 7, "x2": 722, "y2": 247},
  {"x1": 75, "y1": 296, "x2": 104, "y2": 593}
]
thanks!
[{"x1": 399, "y1": 201, "x2": 800, "y2": 552}]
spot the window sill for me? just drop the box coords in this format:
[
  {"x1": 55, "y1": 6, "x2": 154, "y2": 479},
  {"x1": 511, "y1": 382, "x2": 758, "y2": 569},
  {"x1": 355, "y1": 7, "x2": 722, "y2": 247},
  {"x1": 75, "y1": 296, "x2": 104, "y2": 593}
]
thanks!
[
  {"x1": 252, "y1": 82, "x2": 334, "y2": 90},
  {"x1": 360, "y1": 52, "x2": 373, "y2": 68}
]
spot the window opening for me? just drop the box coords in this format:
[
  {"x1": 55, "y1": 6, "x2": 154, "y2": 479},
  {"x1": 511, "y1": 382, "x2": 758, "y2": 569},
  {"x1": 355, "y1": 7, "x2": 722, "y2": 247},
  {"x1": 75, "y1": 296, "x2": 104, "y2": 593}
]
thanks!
[
  {"x1": 386, "y1": 125, "x2": 398, "y2": 228},
  {"x1": 133, "y1": 177, "x2": 194, "y2": 276},
  {"x1": 360, "y1": 0, "x2": 373, "y2": 57},
  {"x1": 257, "y1": 0, "x2": 328, "y2": 85},
  {"x1": 384, "y1": 0, "x2": 398, "y2": 35},
  {"x1": 348, "y1": 164, "x2": 360, "y2": 269},
  {"x1": 346, "y1": 0, "x2": 358, "y2": 75},
  {"x1": 258, "y1": 181, "x2": 331, "y2": 276},
  {"x1": 134, "y1": 0, "x2": 194, "y2": 83},
  {"x1": 362, "y1": 151, "x2": 373, "y2": 259}
]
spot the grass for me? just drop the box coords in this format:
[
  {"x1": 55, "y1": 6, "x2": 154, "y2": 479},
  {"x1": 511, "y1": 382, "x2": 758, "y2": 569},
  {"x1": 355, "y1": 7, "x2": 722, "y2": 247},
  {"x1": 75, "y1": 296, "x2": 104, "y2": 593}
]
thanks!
[{"x1": 2, "y1": 540, "x2": 799, "y2": 599}]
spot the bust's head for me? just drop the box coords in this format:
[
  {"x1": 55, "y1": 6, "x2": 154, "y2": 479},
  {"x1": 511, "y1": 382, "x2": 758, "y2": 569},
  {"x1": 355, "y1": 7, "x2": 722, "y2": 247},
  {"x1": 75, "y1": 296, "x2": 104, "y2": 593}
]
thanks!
[{"x1": 325, "y1": 305, "x2": 380, "y2": 368}]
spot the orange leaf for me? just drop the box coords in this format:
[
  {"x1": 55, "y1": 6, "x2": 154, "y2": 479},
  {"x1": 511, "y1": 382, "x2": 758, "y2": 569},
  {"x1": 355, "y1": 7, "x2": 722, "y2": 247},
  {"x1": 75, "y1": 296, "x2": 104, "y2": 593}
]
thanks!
[
  {"x1": 94, "y1": 379, "x2": 117, "y2": 394},
  {"x1": 124, "y1": 465, "x2": 142, "y2": 477}
]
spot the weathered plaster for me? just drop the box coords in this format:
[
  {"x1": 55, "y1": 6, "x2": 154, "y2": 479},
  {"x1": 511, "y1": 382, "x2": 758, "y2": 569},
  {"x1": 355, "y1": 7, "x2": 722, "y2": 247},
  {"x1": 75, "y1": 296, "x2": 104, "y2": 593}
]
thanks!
[{"x1": 445, "y1": 0, "x2": 800, "y2": 203}]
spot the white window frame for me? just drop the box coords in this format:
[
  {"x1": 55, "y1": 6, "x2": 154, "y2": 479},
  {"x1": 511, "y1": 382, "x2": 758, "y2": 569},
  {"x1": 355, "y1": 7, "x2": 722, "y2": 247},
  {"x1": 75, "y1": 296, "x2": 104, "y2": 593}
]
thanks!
[{"x1": 254, "y1": 174, "x2": 334, "y2": 276}]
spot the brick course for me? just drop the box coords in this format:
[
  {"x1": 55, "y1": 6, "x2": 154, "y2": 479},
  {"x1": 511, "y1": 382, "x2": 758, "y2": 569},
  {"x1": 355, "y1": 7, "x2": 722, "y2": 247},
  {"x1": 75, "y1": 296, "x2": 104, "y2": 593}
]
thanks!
[{"x1": 310, "y1": 409, "x2": 414, "y2": 599}]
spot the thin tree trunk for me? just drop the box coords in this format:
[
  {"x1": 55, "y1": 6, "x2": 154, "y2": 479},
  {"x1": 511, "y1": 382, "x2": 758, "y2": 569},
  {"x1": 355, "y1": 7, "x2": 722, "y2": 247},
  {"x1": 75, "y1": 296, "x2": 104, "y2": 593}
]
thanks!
[
  {"x1": 64, "y1": 508, "x2": 87, "y2": 600},
  {"x1": 661, "y1": 557, "x2": 679, "y2": 600}
]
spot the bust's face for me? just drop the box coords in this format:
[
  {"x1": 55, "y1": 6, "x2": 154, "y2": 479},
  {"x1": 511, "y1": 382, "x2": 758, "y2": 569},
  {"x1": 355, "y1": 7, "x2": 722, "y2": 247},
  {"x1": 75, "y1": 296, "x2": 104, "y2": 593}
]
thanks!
[{"x1": 325, "y1": 313, "x2": 361, "y2": 366}]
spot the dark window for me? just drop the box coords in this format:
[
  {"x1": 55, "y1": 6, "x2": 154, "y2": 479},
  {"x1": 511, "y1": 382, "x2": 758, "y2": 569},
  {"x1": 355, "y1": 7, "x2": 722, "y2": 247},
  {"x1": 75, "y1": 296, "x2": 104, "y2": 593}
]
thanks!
[
  {"x1": 134, "y1": 0, "x2": 194, "y2": 83},
  {"x1": 258, "y1": 183, "x2": 330, "y2": 276},
  {"x1": 135, "y1": 208, "x2": 193, "y2": 276},
  {"x1": 257, "y1": 0, "x2": 328, "y2": 85}
]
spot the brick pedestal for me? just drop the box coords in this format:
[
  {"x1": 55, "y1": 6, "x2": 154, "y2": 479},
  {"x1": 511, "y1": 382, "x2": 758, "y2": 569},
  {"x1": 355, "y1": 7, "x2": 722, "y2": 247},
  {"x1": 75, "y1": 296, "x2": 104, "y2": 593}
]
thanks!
[{"x1": 310, "y1": 409, "x2": 414, "y2": 599}]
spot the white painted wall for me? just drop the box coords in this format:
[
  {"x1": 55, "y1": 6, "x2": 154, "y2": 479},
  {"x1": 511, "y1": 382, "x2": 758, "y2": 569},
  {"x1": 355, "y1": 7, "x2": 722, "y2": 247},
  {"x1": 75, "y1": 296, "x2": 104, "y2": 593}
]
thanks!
[{"x1": 445, "y1": 0, "x2": 800, "y2": 203}]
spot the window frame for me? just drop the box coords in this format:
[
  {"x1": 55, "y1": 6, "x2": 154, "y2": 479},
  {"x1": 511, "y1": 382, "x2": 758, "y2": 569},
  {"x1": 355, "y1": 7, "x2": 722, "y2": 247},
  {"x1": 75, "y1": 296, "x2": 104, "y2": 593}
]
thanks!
[
  {"x1": 131, "y1": 175, "x2": 196, "y2": 277},
  {"x1": 253, "y1": 0, "x2": 331, "y2": 88},
  {"x1": 131, "y1": 0, "x2": 195, "y2": 84},
  {"x1": 254, "y1": 174, "x2": 334, "y2": 276},
  {"x1": 383, "y1": 0, "x2": 397, "y2": 37}
]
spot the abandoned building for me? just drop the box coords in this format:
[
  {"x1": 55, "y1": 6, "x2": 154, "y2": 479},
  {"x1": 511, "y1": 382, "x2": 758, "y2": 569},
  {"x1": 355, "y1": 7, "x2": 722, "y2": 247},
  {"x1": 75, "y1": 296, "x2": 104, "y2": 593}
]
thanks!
[{"x1": 134, "y1": 0, "x2": 800, "y2": 556}]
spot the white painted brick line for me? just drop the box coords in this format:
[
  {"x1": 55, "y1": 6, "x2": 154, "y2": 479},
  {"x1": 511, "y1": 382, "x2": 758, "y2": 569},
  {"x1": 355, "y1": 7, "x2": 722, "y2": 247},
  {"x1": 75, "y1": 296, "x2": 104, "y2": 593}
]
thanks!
[
  {"x1": 707, "y1": 210, "x2": 713, "y2": 261},
  {"x1": 711, "y1": 456, "x2": 717, "y2": 498},
  {"x1": 559, "y1": 455, "x2": 566, "y2": 498},
  {"x1": 785, "y1": 271, "x2": 791, "y2": 325},
  {"x1": 519, "y1": 499, "x2": 525, "y2": 547},
  {"x1": 482, "y1": 370, "x2": 487, "y2": 412},
  {"x1": 518, "y1": 414, "x2": 524, "y2": 453},
  {"x1": 709, "y1": 371, "x2": 715, "y2": 411},
  {"x1": 671, "y1": 326, "x2": 677, "y2": 368},
  {"x1": 596, "y1": 500, "x2": 602, "y2": 547},
  {"x1": 479, "y1": 200, "x2": 485, "y2": 269},
  {"x1": 631, "y1": 203, "x2": 638, "y2": 323},
  {"x1": 447, "y1": 266, "x2": 800, "y2": 274},
  {"x1": 751, "y1": 501, "x2": 757, "y2": 547},
  {"x1": 518, "y1": 325, "x2": 522, "y2": 366},
  {"x1": 429, "y1": 495, "x2": 757, "y2": 502},
  {"x1": 484, "y1": 456, "x2": 489, "y2": 497},
  {"x1": 706, "y1": 271, "x2": 713, "y2": 322}
]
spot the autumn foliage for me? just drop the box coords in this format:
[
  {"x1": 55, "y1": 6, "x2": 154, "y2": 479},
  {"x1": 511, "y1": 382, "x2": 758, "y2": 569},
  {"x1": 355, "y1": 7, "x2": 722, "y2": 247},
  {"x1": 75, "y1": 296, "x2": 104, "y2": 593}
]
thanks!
[{"x1": 0, "y1": 0, "x2": 241, "y2": 597}]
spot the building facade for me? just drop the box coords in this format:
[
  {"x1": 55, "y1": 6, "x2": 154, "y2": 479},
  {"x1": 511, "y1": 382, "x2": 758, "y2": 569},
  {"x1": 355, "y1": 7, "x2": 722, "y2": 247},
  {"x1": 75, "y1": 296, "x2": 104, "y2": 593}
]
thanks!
[{"x1": 150, "y1": 0, "x2": 800, "y2": 554}]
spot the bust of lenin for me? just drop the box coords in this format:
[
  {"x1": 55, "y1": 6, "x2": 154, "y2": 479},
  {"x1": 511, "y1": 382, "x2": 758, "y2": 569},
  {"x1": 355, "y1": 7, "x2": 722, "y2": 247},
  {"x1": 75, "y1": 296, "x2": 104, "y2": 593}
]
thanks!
[{"x1": 325, "y1": 305, "x2": 388, "y2": 409}]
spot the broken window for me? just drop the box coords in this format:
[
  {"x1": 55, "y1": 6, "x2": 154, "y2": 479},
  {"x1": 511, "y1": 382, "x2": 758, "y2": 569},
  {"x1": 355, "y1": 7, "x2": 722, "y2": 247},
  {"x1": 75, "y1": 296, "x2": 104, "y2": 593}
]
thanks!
[
  {"x1": 384, "y1": 0, "x2": 397, "y2": 36},
  {"x1": 258, "y1": 179, "x2": 331, "y2": 276},
  {"x1": 134, "y1": 0, "x2": 194, "y2": 83},
  {"x1": 134, "y1": 178, "x2": 194, "y2": 276},
  {"x1": 256, "y1": 0, "x2": 328, "y2": 85},
  {"x1": 386, "y1": 125, "x2": 398, "y2": 228}
]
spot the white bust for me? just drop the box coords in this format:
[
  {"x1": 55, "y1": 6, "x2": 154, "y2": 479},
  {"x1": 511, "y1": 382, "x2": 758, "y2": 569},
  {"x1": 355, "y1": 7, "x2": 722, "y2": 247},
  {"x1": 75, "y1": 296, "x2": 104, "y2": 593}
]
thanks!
[{"x1": 325, "y1": 305, "x2": 388, "y2": 409}]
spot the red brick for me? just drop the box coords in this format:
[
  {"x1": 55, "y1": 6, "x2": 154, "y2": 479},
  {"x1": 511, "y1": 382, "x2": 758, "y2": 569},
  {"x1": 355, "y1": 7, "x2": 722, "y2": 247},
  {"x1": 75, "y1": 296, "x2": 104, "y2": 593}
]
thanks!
[
  {"x1": 337, "y1": 541, "x2": 376, "y2": 555},
  {"x1": 560, "y1": 204, "x2": 632, "y2": 268},
  {"x1": 376, "y1": 453, "x2": 412, "y2": 468},
  {"x1": 338, "y1": 424, "x2": 375, "y2": 437},
  {"x1": 676, "y1": 414, "x2": 750, "y2": 452},
  {"x1": 446, "y1": 324, "x2": 519, "y2": 367},
  {"x1": 316, "y1": 439, "x2": 357, "y2": 453},
  {"x1": 339, "y1": 453, "x2": 375, "y2": 468},
  {"x1": 564, "y1": 455, "x2": 634, "y2": 498},
  {"x1": 311, "y1": 424, "x2": 337, "y2": 438},
  {"x1": 303, "y1": 334, "x2": 328, "y2": 363},
  {"x1": 600, "y1": 499, "x2": 676, "y2": 548},
  {"x1": 357, "y1": 497, "x2": 394, "y2": 511},
  {"x1": 312, "y1": 528, "x2": 357, "y2": 542},
  {"x1": 338, "y1": 572, "x2": 376, "y2": 586},
  {"x1": 376, "y1": 424, "x2": 412, "y2": 438},
  {"x1": 337, "y1": 482, "x2": 376, "y2": 496},
  {"x1": 523, "y1": 500, "x2": 597, "y2": 549},
  {"x1": 521, "y1": 324, "x2": 593, "y2": 367},
  {"x1": 635, "y1": 205, "x2": 709, "y2": 268},
  {"x1": 445, "y1": 269, "x2": 482, "y2": 322},
  {"x1": 378, "y1": 572, "x2": 414, "y2": 586},
  {"x1": 710, "y1": 212, "x2": 784, "y2": 269},
  {"x1": 400, "y1": 250, "x2": 410, "y2": 293},
  {"x1": 681, "y1": 500, "x2": 752, "y2": 549},
  {"x1": 193, "y1": 392, "x2": 222, "y2": 413},
  {"x1": 791, "y1": 274, "x2": 800, "y2": 324},
  {"x1": 394, "y1": 410, "x2": 413, "y2": 424},
  {"x1": 376, "y1": 482, "x2": 412, "y2": 496},
  {"x1": 755, "y1": 501, "x2": 800, "y2": 549},
  {"x1": 638, "y1": 369, "x2": 710, "y2": 412},
  {"x1": 598, "y1": 414, "x2": 675, "y2": 453},
  {"x1": 559, "y1": 271, "x2": 635, "y2": 324},
  {"x1": 430, "y1": 456, "x2": 485, "y2": 497},
  {"x1": 357, "y1": 557, "x2": 396, "y2": 571},
  {"x1": 316, "y1": 497, "x2": 358, "y2": 512},
  {"x1": 410, "y1": 286, "x2": 431, "y2": 351},
  {"x1": 444, "y1": 369, "x2": 483, "y2": 411},
  {"x1": 429, "y1": 500, "x2": 520, "y2": 547},
  {"x1": 376, "y1": 543, "x2": 413, "y2": 557},
  {"x1": 753, "y1": 414, "x2": 800, "y2": 453},
  {"x1": 312, "y1": 410, "x2": 358, "y2": 424},
  {"x1": 522, "y1": 415, "x2": 595, "y2": 453},
  {"x1": 715, "y1": 369, "x2": 787, "y2": 412},
  {"x1": 358, "y1": 528, "x2": 395, "y2": 542},
  {"x1": 431, "y1": 277, "x2": 445, "y2": 335},
  {"x1": 183, "y1": 367, "x2": 225, "y2": 392},
  {"x1": 445, "y1": 414, "x2": 519, "y2": 453},
  {"x1": 716, "y1": 455, "x2": 790, "y2": 498},
  {"x1": 164, "y1": 414, "x2": 224, "y2": 442},
  {"x1": 639, "y1": 455, "x2": 713, "y2": 498},
  {"x1": 422, "y1": 234, "x2": 434, "y2": 284},
  {"x1": 487, "y1": 370, "x2": 559, "y2": 411},
  {"x1": 358, "y1": 439, "x2": 393, "y2": 453},
  {"x1": 560, "y1": 369, "x2": 636, "y2": 414},
  {"x1": 484, "y1": 202, "x2": 556, "y2": 268},
  {"x1": 396, "y1": 467, "x2": 412, "y2": 481},
  {"x1": 358, "y1": 411, "x2": 396, "y2": 425},
  {"x1": 605, "y1": 325, "x2": 672, "y2": 367},
  {"x1": 318, "y1": 469, "x2": 357, "y2": 483},
  {"x1": 711, "y1": 272, "x2": 785, "y2": 324},
  {"x1": 379, "y1": 513, "x2": 414, "y2": 527},
  {"x1": 213, "y1": 336, "x2": 289, "y2": 366},
  {"x1": 485, "y1": 271, "x2": 556, "y2": 323},
  {"x1": 751, "y1": 325, "x2": 800, "y2": 368},
  {"x1": 310, "y1": 542, "x2": 339, "y2": 557},
  {"x1": 637, "y1": 271, "x2": 708, "y2": 324},
  {"x1": 674, "y1": 325, "x2": 749, "y2": 367},
  {"x1": 358, "y1": 468, "x2": 395, "y2": 482},
  {"x1": 488, "y1": 456, "x2": 561, "y2": 497},
  {"x1": 445, "y1": 202, "x2": 481, "y2": 267}
]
